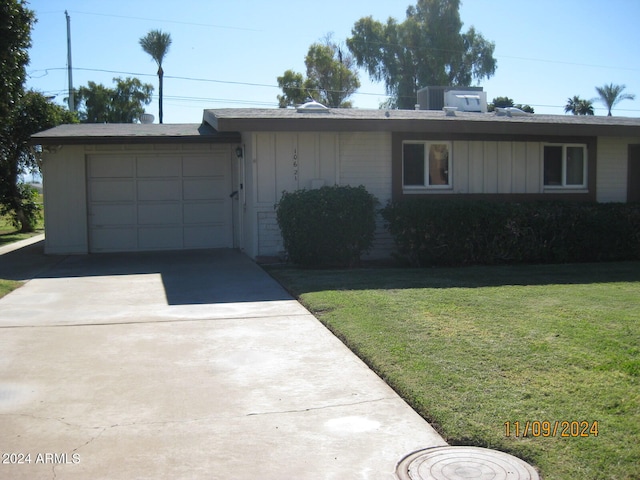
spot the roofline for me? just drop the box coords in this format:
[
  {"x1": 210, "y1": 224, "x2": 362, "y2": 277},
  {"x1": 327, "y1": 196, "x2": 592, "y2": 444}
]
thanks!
[
  {"x1": 204, "y1": 110, "x2": 640, "y2": 138},
  {"x1": 31, "y1": 131, "x2": 241, "y2": 146}
]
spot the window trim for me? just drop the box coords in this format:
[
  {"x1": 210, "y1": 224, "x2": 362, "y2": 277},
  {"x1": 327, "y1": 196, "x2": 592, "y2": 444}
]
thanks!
[
  {"x1": 543, "y1": 143, "x2": 588, "y2": 190},
  {"x1": 402, "y1": 140, "x2": 453, "y2": 191}
]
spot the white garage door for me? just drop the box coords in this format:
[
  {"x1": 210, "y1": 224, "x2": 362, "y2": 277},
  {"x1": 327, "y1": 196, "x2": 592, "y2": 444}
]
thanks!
[{"x1": 87, "y1": 148, "x2": 233, "y2": 252}]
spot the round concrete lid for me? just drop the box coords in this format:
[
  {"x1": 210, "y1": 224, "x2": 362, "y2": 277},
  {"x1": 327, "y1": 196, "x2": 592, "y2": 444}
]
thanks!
[{"x1": 397, "y1": 446, "x2": 540, "y2": 480}]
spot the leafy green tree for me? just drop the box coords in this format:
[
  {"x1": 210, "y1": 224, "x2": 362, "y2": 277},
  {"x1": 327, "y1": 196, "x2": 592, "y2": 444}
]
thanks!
[
  {"x1": 564, "y1": 96, "x2": 594, "y2": 115},
  {"x1": 278, "y1": 37, "x2": 360, "y2": 108},
  {"x1": 139, "y1": 29, "x2": 172, "y2": 123},
  {"x1": 75, "y1": 77, "x2": 153, "y2": 123},
  {"x1": 595, "y1": 83, "x2": 635, "y2": 116},
  {"x1": 0, "y1": 0, "x2": 34, "y2": 129},
  {"x1": 277, "y1": 70, "x2": 308, "y2": 107},
  {"x1": 0, "y1": 2, "x2": 77, "y2": 231},
  {"x1": 488, "y1": 96, "x2": 514, "y2": 111},
  {"x1": 347, "y1": 0, "x2": 496, "y2": 109},
  {"x1": 1, "y1": 91, "x2": 77, "y2": 231}
]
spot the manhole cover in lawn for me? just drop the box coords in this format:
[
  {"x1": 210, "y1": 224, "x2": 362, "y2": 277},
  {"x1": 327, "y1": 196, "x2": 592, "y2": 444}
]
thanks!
[{"x1": 396, "y1": 446, "x2": 539, "y2": 480}]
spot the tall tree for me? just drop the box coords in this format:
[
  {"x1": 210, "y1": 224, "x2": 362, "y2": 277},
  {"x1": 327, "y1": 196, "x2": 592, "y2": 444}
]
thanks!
[
  {"x1": 75, "y1": 77, "x2": 153, "y2": 123},
  {"x1": 0, "y1": 1, "x2": 77, "y2": 232},
  {"x1": 595, "y1": 83, "x2": 635, "y2": 116},
  {"x1": 0, "y1": 0, "x2": 34, "y2": 128},
  {"x1": 277, "y1": 37, "x2": 360, "y2": 108},
  {"x1": 347, "y1": 0, "x2": 496, "y2": 109},
  {"x1": 564, "y1": 96, "x2": 594, "y2": 115},
  {"x1": 1, "y1": 91, "x2": 77, "y2": 231},
  {"x1": 139, "y1": 29, "x2": 172, "y2": 123}
]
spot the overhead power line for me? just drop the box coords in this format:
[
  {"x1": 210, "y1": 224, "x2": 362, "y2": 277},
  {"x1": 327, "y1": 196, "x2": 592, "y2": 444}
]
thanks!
[
  {"x1": 70, "y1": 10, "x2": 260, "y2": 32},
  {"x1": 28, "y1": 70, "x2": 640, "y2": 114}
]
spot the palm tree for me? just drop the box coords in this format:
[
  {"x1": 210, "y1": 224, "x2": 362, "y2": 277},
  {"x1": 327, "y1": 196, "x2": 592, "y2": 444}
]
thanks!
[
  {"x1": 139, "y1": 29, "x2": 172, "y2": 123},
  {"x1": 595, "y1": 83, "x2": 635, "y2": 116},
  {"x1": 564, "y1": 96, "x2": 594, "y2": 115}
]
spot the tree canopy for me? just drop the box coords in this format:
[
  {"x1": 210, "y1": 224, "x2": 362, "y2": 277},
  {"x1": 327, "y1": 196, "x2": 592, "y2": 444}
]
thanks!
[
  {"x1": 0, "y1": 0, "x2": 35, "y2": 128},
  {"x1": 1, "y1": 91, "x2": 77, "y2": 231},
  {"x1": 564, "y1": 96, "x2": 594, "y2": 115},
  {"x1": 1, "y1": 1, "x2": 79, "y2": 231},
  {"x1": 347, "y1": 0, "x2": 496, "y2": 109},
  {"x1": 75, "y1": 77, "x2": 154, "y2": 123},
  {"x1": 277, "y1": 37, "x2": 360, "y2": 108}
]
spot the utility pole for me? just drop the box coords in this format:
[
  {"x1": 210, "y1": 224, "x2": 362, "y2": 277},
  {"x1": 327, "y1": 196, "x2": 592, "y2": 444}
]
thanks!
[{"x1": 65, "y1": 10, "x2": 74, "y2": 111}]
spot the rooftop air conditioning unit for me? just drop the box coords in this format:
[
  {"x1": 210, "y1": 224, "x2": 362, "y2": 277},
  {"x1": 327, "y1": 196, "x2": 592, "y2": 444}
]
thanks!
[{"x1": 444, "y1": 90, "x2": 488, "y2": 113}]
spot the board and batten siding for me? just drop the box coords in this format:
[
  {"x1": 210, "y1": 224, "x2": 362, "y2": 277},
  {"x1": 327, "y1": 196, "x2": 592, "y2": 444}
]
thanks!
[
  {"x1": 596, "y1": 136, "x2": 634, "y2": 203},
  {"x1": 338, "y1": 132, "x2": 393, "y2": 257},
  {"x1": 249, "y1": 131, "x2": 392, "y2": 259},
  {"x1": 408, "y1": 140, "x2": 542, "y2": 195}
]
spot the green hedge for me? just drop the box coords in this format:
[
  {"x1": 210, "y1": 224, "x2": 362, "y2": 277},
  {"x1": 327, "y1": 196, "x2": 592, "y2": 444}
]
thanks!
[
  {"x1": 276, "y1": 185, "x2": 378, "y2": 267},
  {"x1": 381, "y1": 199, "x2": 640, "y2": 267}
]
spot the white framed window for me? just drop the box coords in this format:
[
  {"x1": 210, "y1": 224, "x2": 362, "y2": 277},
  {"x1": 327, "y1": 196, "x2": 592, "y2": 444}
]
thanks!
[
  {"x1": 402, "y1": 141, "x2": 452, "y2": 189},
  {"x1": 543, "y1": 144, "x2": 587, "y2": 189}
]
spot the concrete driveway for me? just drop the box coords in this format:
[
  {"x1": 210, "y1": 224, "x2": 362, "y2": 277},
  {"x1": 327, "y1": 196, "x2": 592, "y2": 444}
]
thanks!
[{"x1": 0, "y1": 241, "x2": 446, "y2": 479}]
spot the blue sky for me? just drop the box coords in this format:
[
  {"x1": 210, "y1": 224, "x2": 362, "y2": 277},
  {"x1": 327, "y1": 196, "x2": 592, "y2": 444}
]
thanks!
[{"x1": 25, "y1": 0, "x2": 640, "y2": 123}]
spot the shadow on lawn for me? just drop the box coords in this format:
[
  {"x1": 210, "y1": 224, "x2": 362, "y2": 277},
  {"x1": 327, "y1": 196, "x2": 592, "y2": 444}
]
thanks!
[{"x1": 266, "y1": 261, "x2": 640, "y2": 294}]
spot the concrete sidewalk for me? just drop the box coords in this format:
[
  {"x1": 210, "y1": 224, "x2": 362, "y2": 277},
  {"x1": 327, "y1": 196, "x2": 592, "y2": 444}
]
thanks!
[{"x1": 0, "y1": 245, "x2": 446, "y2": 479}]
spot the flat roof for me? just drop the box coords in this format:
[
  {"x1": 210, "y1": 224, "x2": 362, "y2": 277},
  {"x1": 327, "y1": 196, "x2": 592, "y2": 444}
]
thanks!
[
  {"x1": 31, "y1": 122, "x2": 241, "y2": 145},
  {"x1": 204, "y1": 108, "x2": 640, "y2": 137}
]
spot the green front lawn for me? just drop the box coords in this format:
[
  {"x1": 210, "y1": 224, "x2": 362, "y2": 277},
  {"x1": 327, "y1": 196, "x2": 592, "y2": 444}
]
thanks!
[
  {"x1": 267, "y1": 262, "x2": 640, "y2": 480},
  {"x1": 0, "y1": 279, "x2": 21, "y2": 299}
]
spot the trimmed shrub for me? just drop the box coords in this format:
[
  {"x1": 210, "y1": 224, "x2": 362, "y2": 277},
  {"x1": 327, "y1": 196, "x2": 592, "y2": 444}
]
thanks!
[
  {"x1": 381, "y1": 199, "x2": 640, "y2": 267},
  {"x1": 276, "y1": 185, "x2": 378, "y2": 267}
]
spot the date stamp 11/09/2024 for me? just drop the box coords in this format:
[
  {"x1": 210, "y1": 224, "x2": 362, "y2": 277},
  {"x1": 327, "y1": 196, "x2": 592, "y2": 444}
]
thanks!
[{"x1": 504, "y1": 420, "x2": 599, "y2": 438}]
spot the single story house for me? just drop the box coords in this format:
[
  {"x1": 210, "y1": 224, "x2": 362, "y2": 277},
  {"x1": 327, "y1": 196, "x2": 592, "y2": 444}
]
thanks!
[{"x1": 32, "y1": 106, "x2": 640, "y2": 260}]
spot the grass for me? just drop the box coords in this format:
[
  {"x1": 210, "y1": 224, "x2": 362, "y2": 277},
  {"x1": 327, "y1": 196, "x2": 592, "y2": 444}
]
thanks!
[
  {"x1": 0, "y1": 196, "x2": 44, "y2": 247},
  {"x1": 266, "y1": 262, "x2": 640, "y2": 480}
]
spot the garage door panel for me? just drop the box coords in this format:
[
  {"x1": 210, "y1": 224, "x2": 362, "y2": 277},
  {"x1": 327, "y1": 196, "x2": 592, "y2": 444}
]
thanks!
[
  {"x1": 138, "y1": 203, "x2": 181, "y2": 225},
  {"x1": 89, "y1": 156, "x2": 135, "y2": 178},
  {"x1": 91, "y1": 227, "x2": 137, "y2": 252},
  {"x1": 91, "y1": 204, "x2": 136, "y2": 226},
  {"x1": 88, "y1": 152, "x2": 232, "y2": 252},
  {"x1": 183, "y1": 156, "x2": 224, "y2": 177},
  {"x1": 137, "y1": 179, "x2": 181, "y2": 201},
  {"x1": 183, "y1": 178, "x2": 226, "y2": 200},
  {"x1": 90, "y1": 180, "x2": 135, "y2": 202},
  {"x1": 183, "y1": 201, "x2": 225, "y2": 224},
  {"x1": 139, "y1": 227, "x2": 183, "y2": 250},
  {"x1": 184, "y1": 225, "x2": 230, "y2": 248},
  {"x1": 137, "y1": 156, "x2": 181, "y2": 178}
]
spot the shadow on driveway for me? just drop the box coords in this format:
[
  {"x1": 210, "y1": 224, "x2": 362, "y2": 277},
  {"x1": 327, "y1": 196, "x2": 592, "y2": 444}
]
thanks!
[{"x1": 0, "y1": 242, "x2": 291, "y2": 305}]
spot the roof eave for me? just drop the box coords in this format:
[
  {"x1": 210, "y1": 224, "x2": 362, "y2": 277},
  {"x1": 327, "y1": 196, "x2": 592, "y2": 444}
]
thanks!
[
  {"x1": 31, "y1": 132, "x2": 241, "y2": 146},
  {"x1": 209, "y1": 116, "x2": 640, "y2": 137}
]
